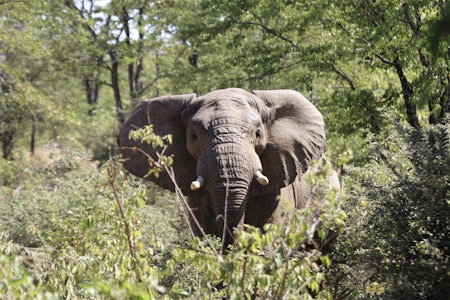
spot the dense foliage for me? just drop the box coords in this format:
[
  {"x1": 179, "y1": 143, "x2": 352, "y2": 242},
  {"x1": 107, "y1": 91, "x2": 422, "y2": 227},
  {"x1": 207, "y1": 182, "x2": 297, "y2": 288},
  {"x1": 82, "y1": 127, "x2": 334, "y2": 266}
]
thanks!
[
  {"x1": 327, "y1": 122, "x2": 450, "y2": 299},
  {"x1": 1, "y1": 0, "x2": 449, "y2": 299}
]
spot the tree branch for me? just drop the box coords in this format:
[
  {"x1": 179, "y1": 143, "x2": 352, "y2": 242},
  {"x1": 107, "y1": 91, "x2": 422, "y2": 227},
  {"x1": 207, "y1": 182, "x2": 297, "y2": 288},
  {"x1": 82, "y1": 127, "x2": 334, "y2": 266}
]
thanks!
[
  {"x1": 331, "y1": 64, "x2": 355, "y2": 91},
  {"x1": 244, "y1": 60, "x2": 303, "y2": 83},
  {"x1": 241, "y1": 20, "x2": 299, "y2": 49},
  {"x1": 63, "y1": 0, "x2": 97, "y2": 41}
]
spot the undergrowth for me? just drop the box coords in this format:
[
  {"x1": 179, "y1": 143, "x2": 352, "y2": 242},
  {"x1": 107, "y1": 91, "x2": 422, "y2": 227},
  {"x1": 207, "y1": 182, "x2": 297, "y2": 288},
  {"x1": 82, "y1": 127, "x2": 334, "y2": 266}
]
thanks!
[{"x1": 0, "y1": 131, "x2": 345, "y2": 299}]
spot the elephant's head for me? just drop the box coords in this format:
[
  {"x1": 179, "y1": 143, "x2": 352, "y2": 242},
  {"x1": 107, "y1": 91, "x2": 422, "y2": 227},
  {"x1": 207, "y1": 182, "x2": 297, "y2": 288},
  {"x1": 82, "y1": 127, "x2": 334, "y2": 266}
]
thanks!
[{"x1": 119, "y1": 88, "x2": 325, "y2": 246}]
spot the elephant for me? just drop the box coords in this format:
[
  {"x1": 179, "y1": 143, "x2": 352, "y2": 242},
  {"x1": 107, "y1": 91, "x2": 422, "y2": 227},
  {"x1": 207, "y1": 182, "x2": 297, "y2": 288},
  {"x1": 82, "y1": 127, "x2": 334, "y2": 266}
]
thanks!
[{"x1": 119, "y1": 88, "x2": 327, "y2": 250}]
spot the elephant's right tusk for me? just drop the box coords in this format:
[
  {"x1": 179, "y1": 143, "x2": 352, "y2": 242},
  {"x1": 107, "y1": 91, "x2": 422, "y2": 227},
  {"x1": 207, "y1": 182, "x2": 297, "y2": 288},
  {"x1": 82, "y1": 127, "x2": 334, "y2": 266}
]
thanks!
[
  {"x1": 190, "y1": 176, "x2": 205, "y2": 191},
  {"x1": 254, "y1": 170, "x2": 269, "y2": 186}
]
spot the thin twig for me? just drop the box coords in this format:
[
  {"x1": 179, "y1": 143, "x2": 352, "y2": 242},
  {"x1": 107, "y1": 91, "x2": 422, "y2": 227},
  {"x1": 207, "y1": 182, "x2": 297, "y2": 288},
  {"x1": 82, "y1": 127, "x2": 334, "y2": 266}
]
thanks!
[
  {"x1": 106, "y1": 162, "x2": 142, "y2": 282},
  {"x1": 221, "y1": 168, "x2": 230, "y2": 253}
]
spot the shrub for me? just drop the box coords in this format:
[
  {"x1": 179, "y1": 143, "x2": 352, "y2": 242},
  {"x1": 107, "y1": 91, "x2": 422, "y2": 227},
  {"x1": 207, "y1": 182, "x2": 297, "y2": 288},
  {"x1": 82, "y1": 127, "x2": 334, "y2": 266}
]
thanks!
[
  {"x1": 326, "y1": 121, "x2": 450, "y2": 299},
  {"x1": 0, "y1": 147, "x2": 185, "y2": 298}
]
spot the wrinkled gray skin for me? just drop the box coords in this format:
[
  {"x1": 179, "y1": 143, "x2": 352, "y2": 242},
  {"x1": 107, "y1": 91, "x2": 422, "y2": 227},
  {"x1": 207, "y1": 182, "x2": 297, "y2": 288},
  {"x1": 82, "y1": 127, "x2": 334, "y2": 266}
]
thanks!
[{"x1": 119, "y1": 88, "x2": 326, "y2": 249}]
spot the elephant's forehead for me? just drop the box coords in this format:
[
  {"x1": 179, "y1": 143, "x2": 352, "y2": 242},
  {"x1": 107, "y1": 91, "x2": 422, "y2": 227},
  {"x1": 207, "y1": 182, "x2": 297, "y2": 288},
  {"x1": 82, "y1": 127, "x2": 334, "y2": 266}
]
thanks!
[
  {"x1": 199, "y1": 95, "x2": 250, "y2": 109},
  {"x1": 192, "y1": 97, "x2": 260, "y2": 124}
]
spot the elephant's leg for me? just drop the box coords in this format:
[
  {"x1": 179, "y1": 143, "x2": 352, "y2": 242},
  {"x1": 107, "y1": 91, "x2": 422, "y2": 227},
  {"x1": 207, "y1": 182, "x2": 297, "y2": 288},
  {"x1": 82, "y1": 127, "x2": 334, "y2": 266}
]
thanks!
[
  {"x1": 245, "y1": 192, "x2": 281, "y2": 229},
  {"x1": 279, "y1": 175, "x2": 310, "y2": 209},
  {"x1": 245, "y1": 176, "x2": 310, "y2": 230}
]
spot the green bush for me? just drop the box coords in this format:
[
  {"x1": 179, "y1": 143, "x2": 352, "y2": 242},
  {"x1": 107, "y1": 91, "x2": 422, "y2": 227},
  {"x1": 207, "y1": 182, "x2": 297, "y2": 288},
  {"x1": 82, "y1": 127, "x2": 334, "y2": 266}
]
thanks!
[
  {"x1": 326, "y1": 121, "x2": 450, "y2": 299},
  {"x1": 0, "y1": 158, "x2": 22, "y2": 186},
  {"x1": 0, "y1": 148, "x2": 184, "y2": 298}
]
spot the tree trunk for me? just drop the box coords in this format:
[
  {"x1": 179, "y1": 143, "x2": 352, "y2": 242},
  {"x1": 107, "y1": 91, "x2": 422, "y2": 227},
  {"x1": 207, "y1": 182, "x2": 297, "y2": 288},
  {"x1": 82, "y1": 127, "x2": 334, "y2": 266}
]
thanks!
[
  {"x1": 393, "y1": 57, "x2": 421, "y2": 129},
  {"x1": 189, "y1": 51, "x2": 199, "y2": 95},
  {"x1": 109, "y1": 49, "x2": 125, "y2": 124},
  {"x1": 123, "y1": 6, "x2": 144, "y2": 108},
  {"x1": 30, "y1": 113, "x2": 37, "y2": 156},
  {"x1": 1, "y1": 130, "x2": 14, "y2": 160},
  {"x1": 443, "y1": 46, "x2": 450, "y2": 122},
  {"x1": 129, "y1": 58, "x2": 143, "y2": 108},
  {"x1": 84, "y1": 77, "x2": 100, "y2": 116}
]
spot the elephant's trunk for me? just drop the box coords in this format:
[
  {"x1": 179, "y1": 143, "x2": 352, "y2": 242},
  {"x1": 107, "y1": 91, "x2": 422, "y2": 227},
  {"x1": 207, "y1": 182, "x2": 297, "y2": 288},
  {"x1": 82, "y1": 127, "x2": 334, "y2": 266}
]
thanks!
[
  {"x1": 203, "y1": 125, "x2": 259, "y2": 250},
  {"x1": 211, "y1": 183, "x2": 248, "y2": 250}
]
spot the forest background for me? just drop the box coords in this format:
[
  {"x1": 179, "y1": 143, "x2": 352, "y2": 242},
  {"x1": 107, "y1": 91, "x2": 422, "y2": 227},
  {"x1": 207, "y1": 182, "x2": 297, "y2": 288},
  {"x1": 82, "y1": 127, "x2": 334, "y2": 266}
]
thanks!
[{"x1": 0, "y1": 0, "x2": 449, "y2": 299}]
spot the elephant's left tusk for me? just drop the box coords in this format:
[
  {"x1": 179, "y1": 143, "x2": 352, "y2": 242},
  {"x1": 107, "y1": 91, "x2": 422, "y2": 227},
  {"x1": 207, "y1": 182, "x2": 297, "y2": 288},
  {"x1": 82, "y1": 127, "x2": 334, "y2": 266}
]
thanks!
[
  {"x1": 254, "y1": 170, "x2": 269, "y2": 186},
  {"x1": 190, "y1": 176, "x2": 205, "y2": 191}
]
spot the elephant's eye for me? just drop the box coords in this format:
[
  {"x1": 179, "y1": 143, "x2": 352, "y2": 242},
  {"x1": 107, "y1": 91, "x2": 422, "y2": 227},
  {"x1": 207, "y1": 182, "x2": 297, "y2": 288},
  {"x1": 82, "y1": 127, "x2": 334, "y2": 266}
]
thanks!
[
  {"x1": 255, "y1": 129, "x2": 262, "y2": 140},
  {"x1": 191, "y1": 132, "x2": 198, "y2": 141}
]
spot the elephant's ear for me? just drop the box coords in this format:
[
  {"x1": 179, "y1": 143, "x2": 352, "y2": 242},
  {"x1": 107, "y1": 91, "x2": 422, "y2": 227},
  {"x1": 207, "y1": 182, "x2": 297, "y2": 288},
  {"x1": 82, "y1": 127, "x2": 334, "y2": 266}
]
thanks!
[
  {"x1": 119, "y1": 94, "x2": 197, "y2": 196},
  {"x1": 253, "y1": 90, "x2": 326, "y2": 192}
]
